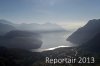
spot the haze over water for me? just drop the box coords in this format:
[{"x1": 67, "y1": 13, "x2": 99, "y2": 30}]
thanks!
[
  {"x1": 41, "y1": 31, "x2": 73, "y2": 49},
  {"x1": 32, "y1": 31, "x2": 74, "y2": 52}
]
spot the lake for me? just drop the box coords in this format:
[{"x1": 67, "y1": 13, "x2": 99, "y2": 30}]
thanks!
[{"x1": 32, "y1": 31, "x2": 74, "y2": 52}]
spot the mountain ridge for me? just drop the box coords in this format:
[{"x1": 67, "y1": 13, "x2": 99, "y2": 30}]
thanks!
[{"x1": 67, "y1": 19, "x2": 100, "y2": 44}]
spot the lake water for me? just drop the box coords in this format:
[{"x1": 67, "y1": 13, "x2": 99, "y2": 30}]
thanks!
[{"x1": 32, "y1": 31, "x2": 74, "y2": 52}]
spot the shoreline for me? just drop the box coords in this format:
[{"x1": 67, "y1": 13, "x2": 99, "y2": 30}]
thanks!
[{"x1": 31, "y1": 45, "x2": 71, "y2": 52}]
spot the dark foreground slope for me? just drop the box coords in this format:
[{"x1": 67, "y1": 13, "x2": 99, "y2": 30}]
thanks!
[
  {"x1": 0, "y1": 47, "x2": 100, "y2": 66},
  {"x1": 33, "y1": 47, "x2": 100, "y2": 66},
  {"x1": 0, "y1": 47, "x2": 42, "y2": 66}
]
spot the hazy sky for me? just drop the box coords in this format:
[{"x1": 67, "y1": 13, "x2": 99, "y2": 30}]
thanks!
[{"x1": 0, "y1": 0, "x2": 100, "y2": 29}]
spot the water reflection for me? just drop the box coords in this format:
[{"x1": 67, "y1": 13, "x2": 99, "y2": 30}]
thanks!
[
  {"x1": 32, "y1": 31, "x2": 74, "y2": 52},
  {"x1": 40, "y1": 31, "x2": 73, "y2": 49}
]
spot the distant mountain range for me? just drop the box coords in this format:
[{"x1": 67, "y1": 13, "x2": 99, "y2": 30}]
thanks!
[
  {"x1": 0, "y1": 19, "x2": 67, "y2": 34},
  {"x1": 67, "y1": 19, "x2": 100, "y2": 44},
  {"x1": 17, "y1": 23, "x2": 66, "y2": 33}
]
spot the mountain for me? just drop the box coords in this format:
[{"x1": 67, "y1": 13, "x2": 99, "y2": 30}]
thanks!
[
  {"x1": 0, "y1": 19, "x2": 67, "y2": 33},
  {"x1": 0, "y1": 23, "x2": 16, "y2": 35},
  {"x1": 17, "y1": 23, "x2": 66, "y2": 32},
  {"x1": 80, "y1": 32, "x2": 100, "y2": 52},
  {"x1": 0, "y1": 30, "x2": 42, "y2": 50},
  {"x1": 67, "y1": 19, "x2": 100, "y2": 44},
  {"x1": 41, "y1": 23, "x2": 66, "y2": 31},
  {"x1": 0, "y1": 19, "x2": 14, "y2": 25}
]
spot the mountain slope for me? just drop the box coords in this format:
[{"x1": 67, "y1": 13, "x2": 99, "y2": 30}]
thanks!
[
  {"x1": 0, "y1": 19, "x2": 14, "y2": 25},
  {"x1": 0, "y1": 30, "x2": 42, "y2": 50},
  {"x1": 80, "y1": 32, "x2": 100, "y2": 52},
  {"x1": 0, "y1": 23, "x2": 15, "y2": 35},
  {"x1": 67, "y1": 19, "x2": 100, "y2": 44}
]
